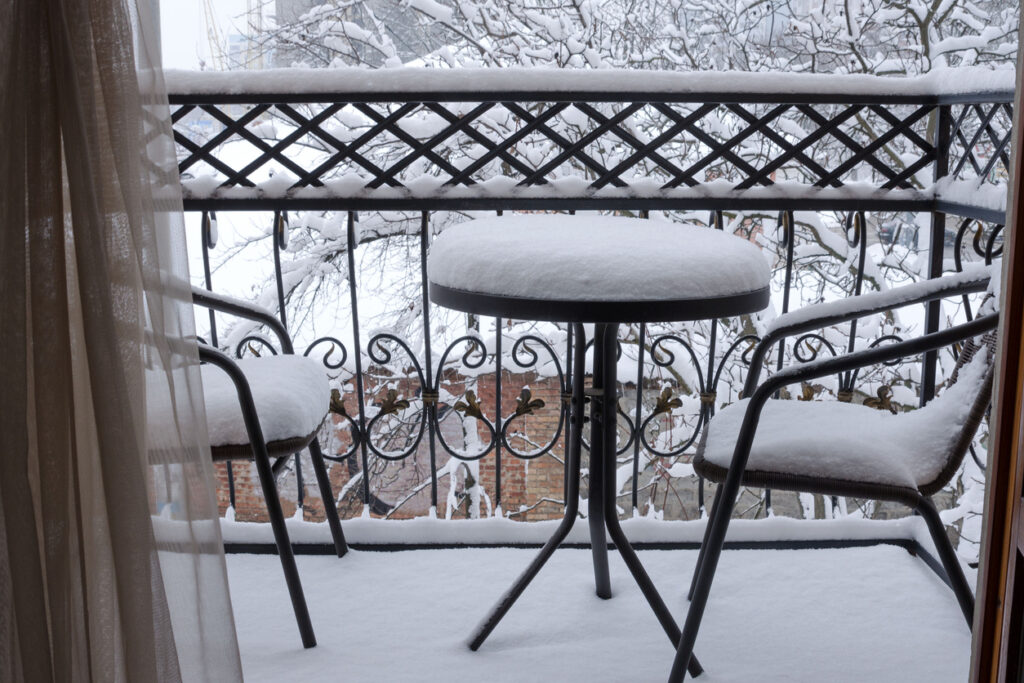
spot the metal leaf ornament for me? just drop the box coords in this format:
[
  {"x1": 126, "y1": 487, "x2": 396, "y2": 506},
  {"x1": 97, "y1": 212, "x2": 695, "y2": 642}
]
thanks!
[
  {"x1": 377, "y1": 389, "x2": 410, "y2": 416},
  {"x1": 329, "y1": 388, "x2": 348, "y2": 417},
  {"x1": 797, "y1": 382, "x2": 823, "y2": 401},
  {"x1": 863, "y1": 385, "x2": 898, "y2": 414},
  {"x1": 651, "y1": 387, "x2": 683, "y2": 417},
  {"x1": 514, "y1": 388, "x2": 545, "y2": 417},
  {"x1": 453, "y1": 390, "x2": 485, "y2": 420}
]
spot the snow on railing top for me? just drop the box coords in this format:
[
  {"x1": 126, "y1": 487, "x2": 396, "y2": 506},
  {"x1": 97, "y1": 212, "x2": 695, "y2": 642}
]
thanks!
[
  {"x1": 168, "y1": 65, "x2": 1012, "y2": 223},
  {"x1": 164, "y1": 66, "x2": 1015, "y2": 103}
]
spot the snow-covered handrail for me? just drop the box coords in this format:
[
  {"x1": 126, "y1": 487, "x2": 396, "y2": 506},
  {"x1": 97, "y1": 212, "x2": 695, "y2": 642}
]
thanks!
[
  {"x1": 764, "y1": 264, "x2": 993, "y2": 336},
  {"x1": 191, "y1": 285, "x2": 293, "y2": 354},
  {"x1": 741, "y1": 265, "x2": 994, "y2": 398},
  {"x1": 165, "y1": 66, "x2": 1014, "y2": 104}
]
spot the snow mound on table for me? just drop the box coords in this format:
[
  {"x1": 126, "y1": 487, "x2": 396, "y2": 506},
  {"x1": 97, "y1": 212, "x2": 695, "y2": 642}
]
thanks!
[
  {"x1": 702, "y1": 350, "x2": 990, "y2": 489},
  {"x1": 428, "y1": 215, "x2": 770, "y2": 302},
  {"x1": 201, "y1": 355, "x2": 329, "y2": 447}
]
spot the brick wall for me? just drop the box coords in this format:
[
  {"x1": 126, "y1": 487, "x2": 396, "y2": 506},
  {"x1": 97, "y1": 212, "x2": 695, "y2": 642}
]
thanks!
[{"x1": 214, "y1": 370, "x2": 572, "y2": 523}]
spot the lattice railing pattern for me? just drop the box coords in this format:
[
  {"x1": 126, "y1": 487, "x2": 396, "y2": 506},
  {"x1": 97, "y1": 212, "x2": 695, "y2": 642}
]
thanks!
[
  {"x1": 171, "y1": 99, "x2": 961, "y2": 199},
  {"x1": 948, "y1": 102, "x2": 1014, "y2": 185}
]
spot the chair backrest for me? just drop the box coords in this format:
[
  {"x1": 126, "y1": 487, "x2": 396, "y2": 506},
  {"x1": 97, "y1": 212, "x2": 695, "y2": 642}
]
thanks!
[{"x1": 920, "y1": 323, "x2": 998, "y2": 496}]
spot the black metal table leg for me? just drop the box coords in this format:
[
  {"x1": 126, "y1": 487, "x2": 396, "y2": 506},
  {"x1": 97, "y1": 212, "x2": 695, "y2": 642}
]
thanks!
[
  {"x1": 588, "y1": 324, "x2": 613, "y2": 599},
  {"x1": 594, "y1": 324, "x2": 703, "y2": 678},
  {"x1": 468, "y1": 322, "x2": 702, "y2": 678},
  {"x1": 467, "y1": 324, "x2": 587, "y2": 650}
]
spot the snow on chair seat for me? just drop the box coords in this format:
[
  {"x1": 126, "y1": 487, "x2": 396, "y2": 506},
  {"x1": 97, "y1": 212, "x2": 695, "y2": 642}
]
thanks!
[
  {"x1": 428, "y1": 215, "x2": 770, "y2": 304},
  {"x1": 697, "y1": 344, "x2": 993, "y2": 494},
  {"x1": 201, "y1": 354, "x2": 330, "y2": 459}
]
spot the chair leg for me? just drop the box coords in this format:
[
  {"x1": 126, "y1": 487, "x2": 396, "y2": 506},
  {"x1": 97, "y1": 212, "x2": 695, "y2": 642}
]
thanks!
[
  {"x1": 250, "y1": 447, "x2": 317, "y2": 648},
  {"x1": 308, "y1": 438, "x2": 348, "y2": 558},
  {"x1": 198, "y1": 344, "x2": 316, "y2": 647},
  {"x1": 669, "y1": 433, "x2": 758, "y2": 682},
  {"x1": 916, "y1": 496, "x2": 975, "y2": 628},
  {"x1": 688, "y1": 481, "x2": 724, "y2": 601},
  {"x1": 271, "y1": 455, "x2": 290, "y2": 479},
  {"x1": 669, "y1": 479, "x2": 735, "y2": 681}
]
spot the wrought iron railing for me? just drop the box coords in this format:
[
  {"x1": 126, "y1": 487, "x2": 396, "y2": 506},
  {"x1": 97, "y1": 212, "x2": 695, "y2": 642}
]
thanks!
[{"x1": 168, "y1": 68, "x2": 1011, "y2": 527}]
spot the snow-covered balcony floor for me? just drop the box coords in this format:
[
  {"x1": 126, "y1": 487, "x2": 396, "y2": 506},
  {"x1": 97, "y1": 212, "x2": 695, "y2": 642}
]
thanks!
[{"x1": 228, "y1": 545, "x2": 972, "y2": 682}]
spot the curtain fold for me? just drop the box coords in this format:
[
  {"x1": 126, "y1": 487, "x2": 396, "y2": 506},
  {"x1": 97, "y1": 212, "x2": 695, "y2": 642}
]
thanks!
[{"x1": 1, "y1": 0, "x2": 243, "y2": 681}]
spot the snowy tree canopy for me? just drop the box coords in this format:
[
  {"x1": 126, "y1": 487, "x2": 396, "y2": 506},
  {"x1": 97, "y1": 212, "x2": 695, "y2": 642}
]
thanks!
[
  {"x1": 216, "y1": 0, "x2": 1016, "y2": 340},
  {"x1": 258, "y1": 0, "x2": 1018, "y2": 74}
]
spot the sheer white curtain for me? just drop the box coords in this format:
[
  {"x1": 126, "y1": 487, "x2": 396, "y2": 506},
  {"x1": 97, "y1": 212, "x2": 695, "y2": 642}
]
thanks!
[{"x1": 0, "y1": 0, "x2": 243, "y2": 681}]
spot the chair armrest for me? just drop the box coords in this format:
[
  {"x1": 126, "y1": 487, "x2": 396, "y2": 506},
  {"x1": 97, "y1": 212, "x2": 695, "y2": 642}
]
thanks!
[
  {"x1": 744, "y1": 266, "x2": 992, "y2": 394},
  {"x1": 765, "y1": 266, "x2": 991, "y2": 338},
  {"x1": 755, "y1": 312, "x2": 998, "y2": 404},
  {"x1": 191, "y1": 286, "x2": 294, "y2": 354}
]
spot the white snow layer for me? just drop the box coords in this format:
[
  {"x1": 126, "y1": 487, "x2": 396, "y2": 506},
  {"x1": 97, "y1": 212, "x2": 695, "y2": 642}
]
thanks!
[
  {"x1": 178, "y1": 174, "x2": 1008, "y2": 222},
  {"x1": 701, "y1": 349, "x2": 991, "y2": 489},
  {"x1": 201, "y1": 355, "x2": 329, "y2": 446},
  {"x1": 220, "y1": 510, "x2": 929, "y2": 546},
  {"x1": 181, "y1": 176, "x2": 938, "y2": 202},
  {"x1": 936, "y1": 177, "x2": 1010, "y2": 213},
  {"x1": 165, "y1": 65, "x2": 1014, "y2": 98},
  {"x1": 765, "y1": 262, "x2": 994, "y2": 334},
  {"x1": 224, "y1": 545, "x2": 971, "y2": 682},
  {"x1": 427, "y1": 215, "x2": 770, "y2": 302}
]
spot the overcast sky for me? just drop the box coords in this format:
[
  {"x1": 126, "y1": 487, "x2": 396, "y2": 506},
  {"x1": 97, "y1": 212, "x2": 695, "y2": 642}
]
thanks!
[{"x1": 160, "y1": 0, "x2": 252, "y2": 70}]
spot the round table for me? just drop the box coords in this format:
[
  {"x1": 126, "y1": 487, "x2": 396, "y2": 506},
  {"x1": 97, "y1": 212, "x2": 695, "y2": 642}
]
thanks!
[{"x1": 428, "y1": 215, "x2": 771, "y2": 679}]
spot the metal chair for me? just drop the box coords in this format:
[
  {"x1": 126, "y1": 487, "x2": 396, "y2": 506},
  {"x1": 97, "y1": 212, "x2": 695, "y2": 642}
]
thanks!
[
  {"x1": 192, "y1": 287, "x2": 348, "y2": 649},
  {"x1": 670, "y1": 268, "x2": 997, "y2": 681}
]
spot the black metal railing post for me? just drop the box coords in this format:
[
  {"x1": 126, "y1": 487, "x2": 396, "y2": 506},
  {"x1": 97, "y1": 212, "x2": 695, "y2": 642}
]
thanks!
[
  {"x1": 200, "y1": 210, "x2": 235, "y2": 508},
  {"x1": 564, "y1": 324, "x2": 575, "y2": 506},
  {"x1": 201, "y1": 210, "x2": 219, "y2": 346},
  {"x1": 631, "y1": 322, "x2": 646, "y2": 514},
  {"x1": 270, "y1": 210, "x2": 305, "y2": 511},
  {"x1": 420, "y1": 211, "x2": 440, "y2": 511},
  {"x1": 494, "y1": 316, "x2": 503, "y2": 513},
  {"x1": 346, "y1": 211, "x2": 373, "y2": 509},
  {"x1": 922, "y1": 104, "x2": 952, "y2": 407},
  {"x1": 766, "y1": 209, "x2": 796, "y2": 515},
  {"x1": 273, "y1": 211, "x2": 289, "y2": 329}
]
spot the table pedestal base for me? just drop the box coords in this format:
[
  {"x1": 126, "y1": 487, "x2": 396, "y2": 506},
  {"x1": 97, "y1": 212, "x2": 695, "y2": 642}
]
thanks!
[{"x1": 467, "y1": 323, "x2": 703, "y2": 679}]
